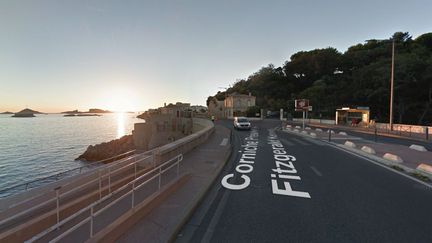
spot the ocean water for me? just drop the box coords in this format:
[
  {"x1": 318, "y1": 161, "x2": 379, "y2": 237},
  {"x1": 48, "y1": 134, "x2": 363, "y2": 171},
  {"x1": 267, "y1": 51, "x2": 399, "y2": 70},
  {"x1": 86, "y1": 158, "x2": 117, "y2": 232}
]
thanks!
[{"x1": 0, "y1": 113, "x2": 142, "y2": 197}]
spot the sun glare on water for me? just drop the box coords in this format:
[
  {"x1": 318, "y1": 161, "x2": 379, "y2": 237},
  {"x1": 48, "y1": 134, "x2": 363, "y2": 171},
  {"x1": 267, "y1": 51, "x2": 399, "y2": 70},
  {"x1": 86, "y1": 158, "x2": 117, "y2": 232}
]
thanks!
[{"x1": 117, "y1": 112, "x2": 126, "y2": 138}]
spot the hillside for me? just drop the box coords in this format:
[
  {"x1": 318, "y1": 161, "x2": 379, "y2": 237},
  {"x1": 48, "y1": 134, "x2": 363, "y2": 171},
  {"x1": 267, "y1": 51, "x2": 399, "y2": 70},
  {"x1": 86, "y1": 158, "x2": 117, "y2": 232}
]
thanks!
[{"x1": 208, "y1": 32, "x2": 432, "y2": 125}]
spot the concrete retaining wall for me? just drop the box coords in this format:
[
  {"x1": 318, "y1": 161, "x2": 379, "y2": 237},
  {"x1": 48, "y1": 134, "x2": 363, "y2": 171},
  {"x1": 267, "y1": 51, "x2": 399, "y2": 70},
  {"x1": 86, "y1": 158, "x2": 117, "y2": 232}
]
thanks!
[{"x1": 153, "y1": 118, "x2": 215, "y2": 164}]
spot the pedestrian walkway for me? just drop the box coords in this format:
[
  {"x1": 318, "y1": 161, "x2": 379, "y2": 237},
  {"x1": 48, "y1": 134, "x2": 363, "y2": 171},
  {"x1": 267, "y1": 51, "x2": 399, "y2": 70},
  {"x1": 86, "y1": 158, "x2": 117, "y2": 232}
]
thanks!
[{"x1": 116, "y1": 125, "x2": 232, "y2": 243}]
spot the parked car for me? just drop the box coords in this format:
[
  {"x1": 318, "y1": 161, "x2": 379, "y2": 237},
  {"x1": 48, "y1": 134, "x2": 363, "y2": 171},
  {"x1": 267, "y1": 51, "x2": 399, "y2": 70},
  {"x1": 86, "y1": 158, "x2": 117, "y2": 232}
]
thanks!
[{"x1": 233, "y1": 117, "x2": 251, "y2": 130}]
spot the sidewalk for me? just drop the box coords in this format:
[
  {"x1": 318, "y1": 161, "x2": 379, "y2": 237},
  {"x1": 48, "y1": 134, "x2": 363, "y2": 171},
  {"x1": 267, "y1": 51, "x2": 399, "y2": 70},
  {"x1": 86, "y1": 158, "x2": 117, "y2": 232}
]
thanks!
[
  {"x1": 116, "y1": 125, "x2": 232, "y2": 243},
  {"x1": 283, "y1": 124, "x2": 432, "y2": 180}
]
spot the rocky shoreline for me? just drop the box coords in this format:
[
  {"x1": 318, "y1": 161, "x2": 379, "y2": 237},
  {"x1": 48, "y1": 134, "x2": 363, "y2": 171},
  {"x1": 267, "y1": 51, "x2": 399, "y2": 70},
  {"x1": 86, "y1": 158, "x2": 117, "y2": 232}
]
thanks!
[{"x1": 75, "y1": 135, "x2": 136, "y2": 162}]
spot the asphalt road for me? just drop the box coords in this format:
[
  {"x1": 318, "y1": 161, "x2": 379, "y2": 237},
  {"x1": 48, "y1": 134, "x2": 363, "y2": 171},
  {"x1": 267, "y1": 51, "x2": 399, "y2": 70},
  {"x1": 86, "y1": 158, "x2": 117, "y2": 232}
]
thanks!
[{"x1": 176, "y1": 119, "x2": 432, "y2": 243}]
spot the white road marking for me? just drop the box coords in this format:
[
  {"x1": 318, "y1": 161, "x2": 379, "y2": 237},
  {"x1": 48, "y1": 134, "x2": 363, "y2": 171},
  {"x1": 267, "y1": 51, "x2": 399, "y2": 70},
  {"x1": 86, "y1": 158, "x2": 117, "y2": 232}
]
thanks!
[
  {"x1": 220, "y1": 138, "x2": 228, "y2": 146},
  {"x1": 310, "y1": 166, "x2": 323, "y2": 177},
  {"x1": 291, "y1": 138, "x2": 310, "y2": 146}
]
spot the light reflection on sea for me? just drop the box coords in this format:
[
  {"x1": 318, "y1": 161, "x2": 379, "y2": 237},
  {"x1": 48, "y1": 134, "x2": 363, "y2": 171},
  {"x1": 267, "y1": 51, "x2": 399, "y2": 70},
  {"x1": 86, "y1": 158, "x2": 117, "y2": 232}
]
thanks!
[{"x1": 0, "y1": 113, "x2": 141, "y2": 197}]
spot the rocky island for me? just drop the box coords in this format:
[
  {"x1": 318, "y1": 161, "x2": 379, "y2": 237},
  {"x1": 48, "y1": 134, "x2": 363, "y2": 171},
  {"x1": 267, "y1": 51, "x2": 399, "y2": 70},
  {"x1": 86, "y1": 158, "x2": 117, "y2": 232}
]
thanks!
[{"x1": 12, "y1": 108, "x2": 43, "y2": 117}]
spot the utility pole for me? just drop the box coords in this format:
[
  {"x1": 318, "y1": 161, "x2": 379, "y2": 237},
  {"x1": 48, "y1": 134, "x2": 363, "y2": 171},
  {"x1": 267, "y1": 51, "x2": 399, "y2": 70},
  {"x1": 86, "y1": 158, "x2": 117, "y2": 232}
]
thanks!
[{"x1": 389, "y1": 39, "x2": 395, "y2": 131}]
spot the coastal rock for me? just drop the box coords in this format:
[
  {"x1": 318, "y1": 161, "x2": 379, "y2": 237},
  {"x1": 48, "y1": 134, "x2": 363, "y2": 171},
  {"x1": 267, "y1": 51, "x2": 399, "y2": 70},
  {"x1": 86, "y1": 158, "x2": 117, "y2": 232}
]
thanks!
[{"x1": 75, "y1": 135, "x2": 135, "y2": 162}]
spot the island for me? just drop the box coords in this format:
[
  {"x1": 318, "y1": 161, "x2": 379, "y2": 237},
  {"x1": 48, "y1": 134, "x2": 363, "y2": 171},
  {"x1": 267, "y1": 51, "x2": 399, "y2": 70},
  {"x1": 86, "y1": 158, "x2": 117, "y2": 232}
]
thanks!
[
  {"x1": 1, "y1": 111, "x2": 14, "y2": 114},
  {"x1": 12, "y1": 108, "x2": 43, "y2": 117},
  {"x1": 61, "y1": 108, "x2": 111, "y2": 117}
]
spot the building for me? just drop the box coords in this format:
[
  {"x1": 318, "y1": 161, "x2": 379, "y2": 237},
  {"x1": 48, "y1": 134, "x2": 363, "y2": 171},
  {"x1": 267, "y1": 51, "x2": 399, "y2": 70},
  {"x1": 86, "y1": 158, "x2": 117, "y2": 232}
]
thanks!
[
  {"x1": 224, "y1": 92, "x2": 256, "y2": 118},
  {"x1": 207, "y1": 97, "x2": 225, "y2": 119}
]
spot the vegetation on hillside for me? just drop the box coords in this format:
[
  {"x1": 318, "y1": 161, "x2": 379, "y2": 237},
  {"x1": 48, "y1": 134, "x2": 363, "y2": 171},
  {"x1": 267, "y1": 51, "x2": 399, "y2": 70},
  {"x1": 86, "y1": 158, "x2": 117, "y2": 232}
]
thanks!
[{"x1": 207, "y1": 32, "x2": 432, "y2": 125}]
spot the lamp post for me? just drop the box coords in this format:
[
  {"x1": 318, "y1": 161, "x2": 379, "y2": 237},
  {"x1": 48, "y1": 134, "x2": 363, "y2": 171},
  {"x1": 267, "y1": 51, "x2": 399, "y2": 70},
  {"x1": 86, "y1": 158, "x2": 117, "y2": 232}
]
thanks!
[{"x1": 389, "y1": 39, "x2": 395, "y2": 131}]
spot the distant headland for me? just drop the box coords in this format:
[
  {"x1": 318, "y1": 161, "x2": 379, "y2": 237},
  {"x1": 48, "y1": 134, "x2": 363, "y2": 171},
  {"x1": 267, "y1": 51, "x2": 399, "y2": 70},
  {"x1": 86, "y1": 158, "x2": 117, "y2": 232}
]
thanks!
[
  {"x1": 62, "y1": 108, "x2": 113, "y2": 114},
  {"x1": 0, "y1": 111, "x2": 14, "y2": 114}
]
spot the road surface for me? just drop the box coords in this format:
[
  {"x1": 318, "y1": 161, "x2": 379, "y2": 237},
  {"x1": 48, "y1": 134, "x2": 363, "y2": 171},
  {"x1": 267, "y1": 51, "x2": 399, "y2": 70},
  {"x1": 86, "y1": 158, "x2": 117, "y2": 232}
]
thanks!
[{"x1": 176, "y1": 119, "x2": 432, "y2": 243}]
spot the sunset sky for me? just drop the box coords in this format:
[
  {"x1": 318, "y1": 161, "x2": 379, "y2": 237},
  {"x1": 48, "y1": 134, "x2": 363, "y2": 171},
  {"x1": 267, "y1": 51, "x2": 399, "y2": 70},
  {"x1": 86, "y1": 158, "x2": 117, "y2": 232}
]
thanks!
[{"x1": 1, "y1": 0, "x2": 431, "y2": 113}]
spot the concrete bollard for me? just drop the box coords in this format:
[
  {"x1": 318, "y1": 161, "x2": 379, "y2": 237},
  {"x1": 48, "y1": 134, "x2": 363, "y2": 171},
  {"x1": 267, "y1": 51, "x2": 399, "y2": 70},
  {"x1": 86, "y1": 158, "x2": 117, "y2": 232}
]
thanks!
[
  {"x1": 295, "y1": 126, "x2": 301, "y2": 129},
  {"x1": 339, "y1": 132, "x2": 348, "y2": 136},
  {"x1": 361, "y1": 146, "x2": 376, "y2": 154},
  {"x1": 301, "y1": 131, "x2": 308, "y2": 135},
  {"x1": 328, "y1": 130, "x2": 335, "y2": 134},
  {"x1": 310, "y1": 132, "x2": 317, "y2": 138},
  {"x1": 286, "y1": 125, "x2": 292, "y2": 128},
  {"x1": 315, "y1": 128, "x2": 323, "y2": 132},
  {"x1": 416, "y1": 163, "x2": 432, "y2": 175},
  {"x1": 409, "y1": 144, "x2": 427, "y2": 152},
  {"x1": 344, "y1": 141, "x2": 356, "y2": 148},
  {"x1": 383, "y1": 153, "x2": 403, "y2": 163},
  {"x1": 293, "y1": 129, "x2": 300, "y2": 133},
  {"x1": 305, "y1": 127, "x2": 312, "y2": 130}
]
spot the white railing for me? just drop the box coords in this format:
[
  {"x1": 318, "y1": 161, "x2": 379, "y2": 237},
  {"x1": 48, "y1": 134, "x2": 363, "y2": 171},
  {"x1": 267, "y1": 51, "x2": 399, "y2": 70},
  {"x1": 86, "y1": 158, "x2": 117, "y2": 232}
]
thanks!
[
  {"x1": 0, "y1": 150, "x2": 138, "y2": 198},
  {"x1": 27, "y1": 154, "x2": 183, "y2": 243},
  {"x1": 0, "y1": 152, "x2": 153, "y2": 234}
]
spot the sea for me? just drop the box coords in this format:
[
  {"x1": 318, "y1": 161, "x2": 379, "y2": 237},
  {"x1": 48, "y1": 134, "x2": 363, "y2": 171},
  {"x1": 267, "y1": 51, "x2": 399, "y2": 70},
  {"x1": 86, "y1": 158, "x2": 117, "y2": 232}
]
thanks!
[{"x1": 0, "y1": 113, "x2": 143, "y2": 198}]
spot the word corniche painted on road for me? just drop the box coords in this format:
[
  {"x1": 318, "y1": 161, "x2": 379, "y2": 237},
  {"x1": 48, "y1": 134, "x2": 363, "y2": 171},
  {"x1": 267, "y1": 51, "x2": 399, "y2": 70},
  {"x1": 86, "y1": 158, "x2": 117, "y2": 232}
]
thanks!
[
  {"x1": 221, "y1": 128, "x2": 259, "y2": 190},
  {"x1": 268, "y1": 129, "x2": 311, "y2": 199}
]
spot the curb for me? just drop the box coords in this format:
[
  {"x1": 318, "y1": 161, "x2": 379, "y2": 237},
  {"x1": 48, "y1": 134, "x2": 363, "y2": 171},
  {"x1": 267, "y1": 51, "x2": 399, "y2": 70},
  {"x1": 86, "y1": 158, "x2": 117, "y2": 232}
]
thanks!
[{"x1": 168, "y1": 130, "x2": 234, "y2": 243}]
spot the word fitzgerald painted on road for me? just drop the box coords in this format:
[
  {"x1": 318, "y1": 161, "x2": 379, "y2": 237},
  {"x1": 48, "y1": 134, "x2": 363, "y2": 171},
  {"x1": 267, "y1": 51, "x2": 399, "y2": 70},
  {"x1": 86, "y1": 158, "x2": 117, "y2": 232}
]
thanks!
[
  {"x1": 268, "y1": 129, "x2": 311, "y2": 198},
  {"x1": 221, "y1": 128, "x2": 259, "y2": 190}
]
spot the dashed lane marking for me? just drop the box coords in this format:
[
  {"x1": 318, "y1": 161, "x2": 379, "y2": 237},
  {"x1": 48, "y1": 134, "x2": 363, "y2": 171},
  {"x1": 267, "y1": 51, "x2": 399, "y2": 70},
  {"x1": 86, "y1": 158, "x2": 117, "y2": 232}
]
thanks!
[
  {"x1": 310, "y1": 166, "x2": 323, "y2": 177},
  {"x1": 220, "y1": 138, "x2": 228, "y2": 146}
]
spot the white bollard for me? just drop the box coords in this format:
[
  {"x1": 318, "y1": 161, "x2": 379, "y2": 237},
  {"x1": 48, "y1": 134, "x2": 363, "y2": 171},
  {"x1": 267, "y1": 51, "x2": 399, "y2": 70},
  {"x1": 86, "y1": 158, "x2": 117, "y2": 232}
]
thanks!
[
  {"x1": 361, "y1": 146, "x2": 376, "y2": 154},
  {"x1": 310, "y1": 132, "x2": 317, "y2": 138},
  {"x1": 409, "y1": 144, "x2": 427, "y2": 152},
  {"x1": 383, "y1": 153, "x2": 403, "y2": 163},
  {"x1": 344, "y1": 141, "x2": 356, "y2": 148},
  {"x1": 339, "y1": 132, "x2": 348, "y2": 136}
]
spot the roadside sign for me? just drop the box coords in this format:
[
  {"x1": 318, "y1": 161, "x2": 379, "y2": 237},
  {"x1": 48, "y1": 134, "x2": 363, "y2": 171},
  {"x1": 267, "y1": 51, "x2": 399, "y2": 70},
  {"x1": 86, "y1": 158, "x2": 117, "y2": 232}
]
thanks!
[{"x1": 295, "y1": 99, "x2": 309, "y2": 111}]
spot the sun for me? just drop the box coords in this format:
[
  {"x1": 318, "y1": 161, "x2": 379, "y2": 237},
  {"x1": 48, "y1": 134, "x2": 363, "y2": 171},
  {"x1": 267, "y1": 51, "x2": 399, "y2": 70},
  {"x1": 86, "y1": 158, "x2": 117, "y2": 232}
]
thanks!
[{"x1": 98, "y1": 88, "x2": 139, "y2": 112}]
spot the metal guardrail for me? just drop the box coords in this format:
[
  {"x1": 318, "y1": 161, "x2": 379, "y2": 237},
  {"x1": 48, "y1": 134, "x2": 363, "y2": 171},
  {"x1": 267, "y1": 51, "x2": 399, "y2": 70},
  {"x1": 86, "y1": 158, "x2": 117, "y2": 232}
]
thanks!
[
  {"x1": 28, "y1": 153, "x2": 183, "y2": 243},
  {"x1": 0, "y1": 150, "x2": 137, "y2": 199},
  {"x1": 0, "y1": 151, "x2": 152, "y2": 234}
]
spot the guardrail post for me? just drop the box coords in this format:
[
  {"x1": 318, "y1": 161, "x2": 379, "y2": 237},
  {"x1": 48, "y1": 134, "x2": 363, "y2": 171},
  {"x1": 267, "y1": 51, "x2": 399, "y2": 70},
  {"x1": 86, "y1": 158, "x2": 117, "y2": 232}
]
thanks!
[
  {"x1": 426, "y1": 127, "x2": 429, "y2": 140},
  {"x1": 158, "y1": 166, "x2": 162, "y2": 190},
  {"x1": 90, "y1": 206, "x2": 94, "y2": 237},
  {"x1": 108, "y1": 167, "x2": 111, "y2": 194},
  {"x1": 134, "y1": 163, "x2": 137, "y2": 180},
  {"x1": 374, "y1": 126, "x2": 377, "y2": 142},
  {"x1": 55, "y1": 186, "x2": 61, "y2": 227},
  {"x1": 98, "y1": 170, "x2": 102, "y2": 199},
  {"x1": 177, "y1": 158, "x2": 180, "y2": 178},
  {"x1": 131, "y1": 182, "x2": 135, "y2": 209},
  {"x1": 328, "y1": 129, "x2": 331, "y2": 142}
]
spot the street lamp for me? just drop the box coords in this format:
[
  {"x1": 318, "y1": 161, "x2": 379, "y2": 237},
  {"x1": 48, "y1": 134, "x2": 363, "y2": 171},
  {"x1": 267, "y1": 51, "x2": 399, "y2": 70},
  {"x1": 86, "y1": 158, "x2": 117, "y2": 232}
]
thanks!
[{"x1": 389, "y1": 39, "x2": 395, "y2": 131}]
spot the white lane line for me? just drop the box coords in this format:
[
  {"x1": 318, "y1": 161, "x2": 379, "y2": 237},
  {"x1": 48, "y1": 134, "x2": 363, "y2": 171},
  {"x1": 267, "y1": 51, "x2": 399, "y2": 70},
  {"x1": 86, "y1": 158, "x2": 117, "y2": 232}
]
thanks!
[
  {"x1": 310, "y1": 166, "x2": 323, "y2": 177},
  {"x1": 280, "y1": 138, "x2": 295, "y2": 146},
  {"x1": 220, "y1": 138, "x2": 228, "y2": 146},
  {"x1": 201, "y1": 189, "x2": 231, "y2": 242},
  {"x1": 291, "y1": 138, "x2": 310, "y2": 146}
]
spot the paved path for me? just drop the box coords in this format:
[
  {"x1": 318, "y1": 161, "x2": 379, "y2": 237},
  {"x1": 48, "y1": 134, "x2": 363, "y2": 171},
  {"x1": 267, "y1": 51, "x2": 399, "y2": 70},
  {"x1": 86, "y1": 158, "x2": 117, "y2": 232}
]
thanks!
[
  {"x1": 117, "y1": 125, "x2": 231, "y2": 243},
  {"x1": 177, "y1": 119, "x2": 432, "y2": 243}
]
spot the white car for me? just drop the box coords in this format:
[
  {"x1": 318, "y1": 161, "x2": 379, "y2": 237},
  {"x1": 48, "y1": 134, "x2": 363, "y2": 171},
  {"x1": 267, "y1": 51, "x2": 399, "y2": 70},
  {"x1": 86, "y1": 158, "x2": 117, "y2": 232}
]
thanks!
[{"x1": 233, "y1": 117, "x2": 251, "y2": 130}]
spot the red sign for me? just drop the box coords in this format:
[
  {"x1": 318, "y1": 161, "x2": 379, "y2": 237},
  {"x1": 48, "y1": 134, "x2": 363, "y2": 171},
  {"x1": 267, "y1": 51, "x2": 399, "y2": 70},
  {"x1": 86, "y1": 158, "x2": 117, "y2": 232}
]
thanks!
[{"x1": 295, "y1": 99, "x2": 309, "y2": 111}]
